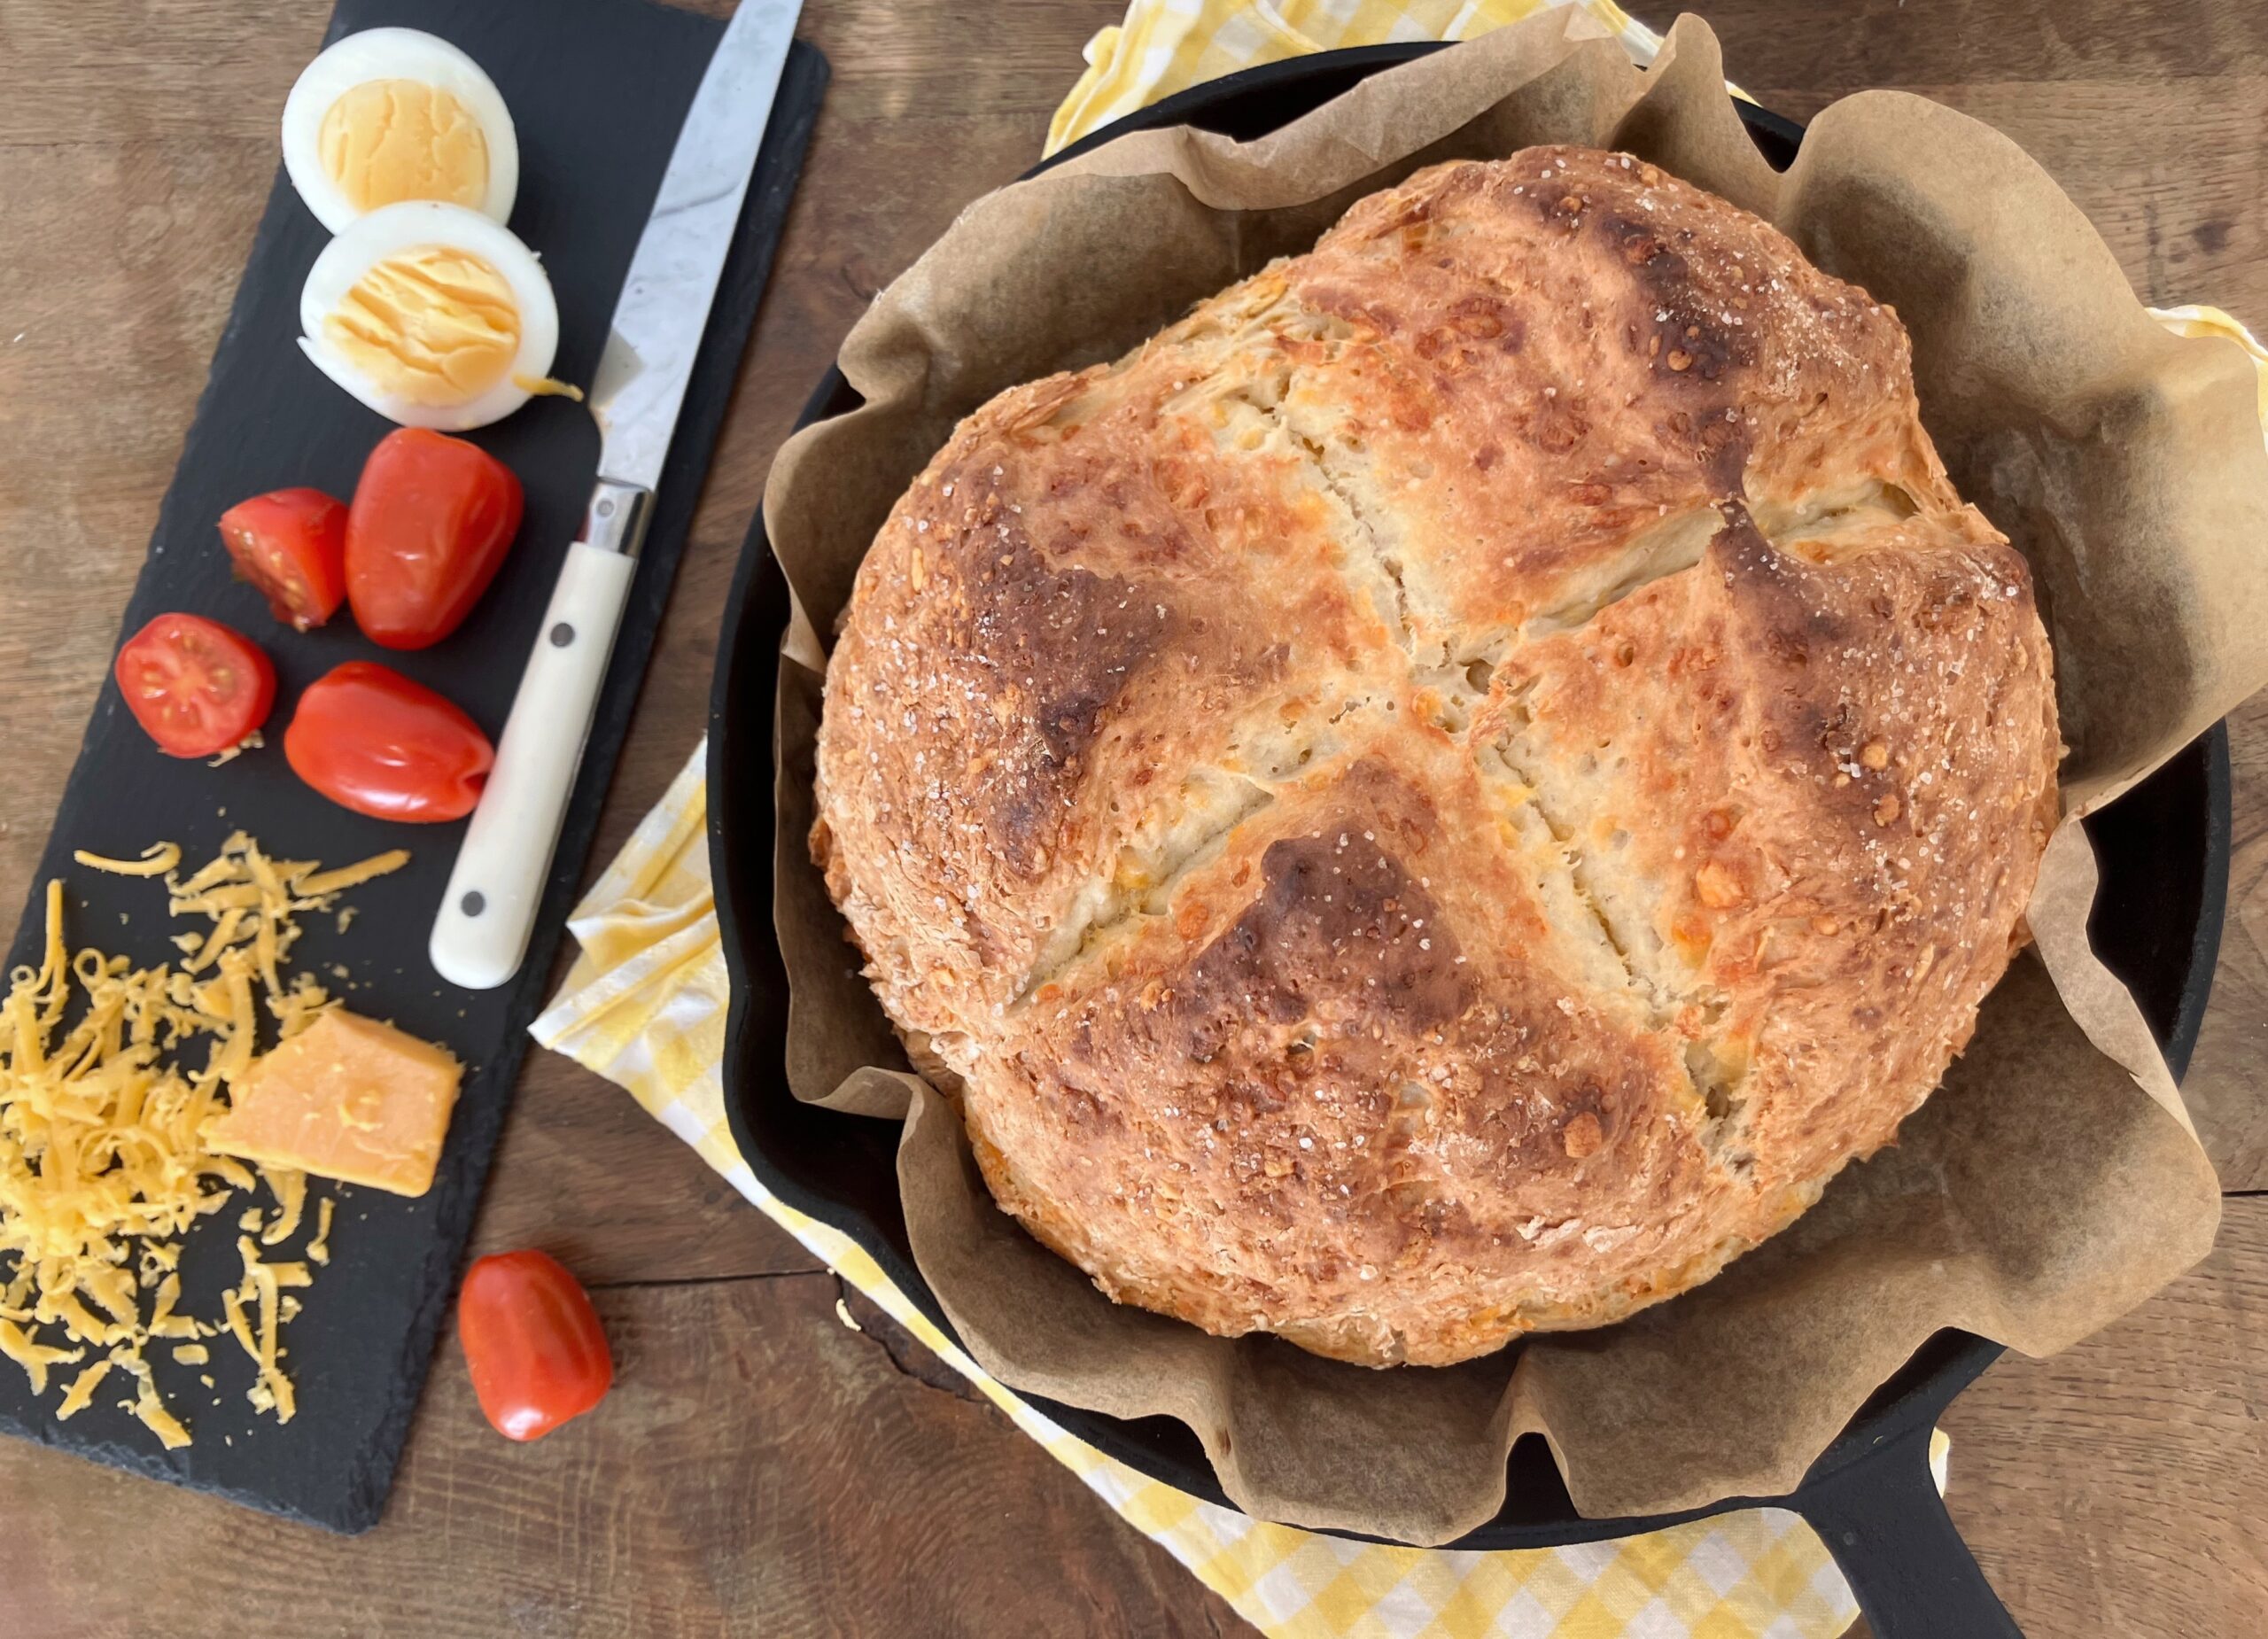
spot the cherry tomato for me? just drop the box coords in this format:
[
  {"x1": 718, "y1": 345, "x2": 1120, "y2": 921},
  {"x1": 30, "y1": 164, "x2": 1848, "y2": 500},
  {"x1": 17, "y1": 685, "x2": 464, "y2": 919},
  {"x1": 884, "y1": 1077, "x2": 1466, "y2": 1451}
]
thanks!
[
  {"x1": 218, "y1": 487, "x2": 347, "y2": 630},
  {"x1": 284, "y1": 661, "x2": 493, "y2": 822},
  {"x1": 346, "y1": 428, "x2": 524, "y2": 649},
  {"x1": 113, "y1": 612, "x2": 276, "y2": 758},
  {"x1": 458, "y1": 1250, "x2": 613, "y2": 1442}
]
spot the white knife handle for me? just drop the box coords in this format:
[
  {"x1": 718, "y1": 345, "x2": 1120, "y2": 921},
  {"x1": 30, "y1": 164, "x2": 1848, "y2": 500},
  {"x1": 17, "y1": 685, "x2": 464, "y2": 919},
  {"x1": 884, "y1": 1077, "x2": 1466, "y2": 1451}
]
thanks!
[{"x1": 431, "y1": 537, "x2": 638, "y2": 990}]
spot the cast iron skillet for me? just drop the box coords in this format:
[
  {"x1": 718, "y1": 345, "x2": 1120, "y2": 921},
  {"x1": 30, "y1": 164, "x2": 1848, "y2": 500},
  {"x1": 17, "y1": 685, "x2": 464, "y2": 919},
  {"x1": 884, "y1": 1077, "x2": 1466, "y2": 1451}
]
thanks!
[{"x1": 710, "y1": 44, "x2": 2232, "y2": 1636}]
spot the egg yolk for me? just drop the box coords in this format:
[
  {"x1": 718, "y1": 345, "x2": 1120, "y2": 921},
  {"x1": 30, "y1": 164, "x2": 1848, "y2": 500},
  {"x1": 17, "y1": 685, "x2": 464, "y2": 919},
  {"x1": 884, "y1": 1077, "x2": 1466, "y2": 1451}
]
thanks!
[
  {"x1": 319, "y1": 80, "x2": 489, "y2": 214},
  {"x1": 322, "y1": 247, "x2": 520, "y2": 406}
]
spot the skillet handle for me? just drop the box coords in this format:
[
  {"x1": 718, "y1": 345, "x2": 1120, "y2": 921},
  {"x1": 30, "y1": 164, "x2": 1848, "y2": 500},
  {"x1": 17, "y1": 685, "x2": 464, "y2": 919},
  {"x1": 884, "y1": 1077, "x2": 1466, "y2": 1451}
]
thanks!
[{"x1": 1794, "y1": 1423, "x2": 2022, "y2": 1638}]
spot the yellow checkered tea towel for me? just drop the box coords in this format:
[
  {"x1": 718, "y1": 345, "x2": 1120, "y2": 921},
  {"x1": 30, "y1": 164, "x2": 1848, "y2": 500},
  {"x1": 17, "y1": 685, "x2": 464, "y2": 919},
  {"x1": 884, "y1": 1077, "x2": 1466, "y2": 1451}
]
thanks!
[
  {"x1": 532, "y1": 4, "x2": 2268, "y2": 1628},
  {"x1": 1051, "y1": 0, "x2": 1674, "y2": 155}
]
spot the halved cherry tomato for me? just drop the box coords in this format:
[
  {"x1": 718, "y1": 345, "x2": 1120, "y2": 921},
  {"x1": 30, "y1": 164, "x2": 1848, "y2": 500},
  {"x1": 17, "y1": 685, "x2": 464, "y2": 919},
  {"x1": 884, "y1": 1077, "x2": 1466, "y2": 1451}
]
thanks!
[
  {"x1": 113, "y1": 612, "x2": 276, "y2": 758},
  {"x1": 346, "y1": 428, "x2": 524, "y2": 649},
  {"x1": 218, "y1": 487, "x2": 347, "y2": 630},
  {"x1": 284, "y1": 661, "x2": 493, "y2": 822},
  {"x1": 458, "y1": 1250, "x2": 613, "y2": 1442}
]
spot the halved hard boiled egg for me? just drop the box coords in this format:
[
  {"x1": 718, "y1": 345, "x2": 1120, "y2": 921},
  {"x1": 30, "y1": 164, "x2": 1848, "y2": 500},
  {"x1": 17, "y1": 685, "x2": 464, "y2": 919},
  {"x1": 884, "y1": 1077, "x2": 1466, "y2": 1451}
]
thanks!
[
  {"x1": 282, "y1": 28, "x2": 517, "y2": 235},
  {"x1": 299, "y1": 202, "x2": 560, "y2": 430}
]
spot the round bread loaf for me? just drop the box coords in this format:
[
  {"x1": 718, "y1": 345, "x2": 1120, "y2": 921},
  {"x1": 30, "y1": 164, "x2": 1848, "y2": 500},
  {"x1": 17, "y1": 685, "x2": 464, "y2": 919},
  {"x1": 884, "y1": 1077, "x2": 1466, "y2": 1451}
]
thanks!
[{"x1": 811, "y1": 147, "x2": 2060, "y2": 1367}]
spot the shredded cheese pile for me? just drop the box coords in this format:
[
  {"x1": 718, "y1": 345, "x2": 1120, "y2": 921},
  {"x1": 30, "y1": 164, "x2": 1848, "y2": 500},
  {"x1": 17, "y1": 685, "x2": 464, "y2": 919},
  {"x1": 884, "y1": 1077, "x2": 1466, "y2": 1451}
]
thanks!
[{"x1": 0, "y1": 834, "x2": 405, "y2": 1446}]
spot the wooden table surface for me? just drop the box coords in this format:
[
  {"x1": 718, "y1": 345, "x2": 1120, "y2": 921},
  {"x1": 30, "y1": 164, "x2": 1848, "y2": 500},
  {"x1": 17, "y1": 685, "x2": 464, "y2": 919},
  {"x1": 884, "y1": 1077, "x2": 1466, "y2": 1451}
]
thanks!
[{"x1": 1, "y1": 1, "x2": 2262, "y2": 1634}]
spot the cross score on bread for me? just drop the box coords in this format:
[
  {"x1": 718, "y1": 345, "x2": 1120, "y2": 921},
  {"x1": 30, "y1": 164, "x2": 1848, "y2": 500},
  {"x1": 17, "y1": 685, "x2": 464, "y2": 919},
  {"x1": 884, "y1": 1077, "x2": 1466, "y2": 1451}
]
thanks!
[{"x1": 812, "y1": 147, "x2": 2058, "y2": 1368}]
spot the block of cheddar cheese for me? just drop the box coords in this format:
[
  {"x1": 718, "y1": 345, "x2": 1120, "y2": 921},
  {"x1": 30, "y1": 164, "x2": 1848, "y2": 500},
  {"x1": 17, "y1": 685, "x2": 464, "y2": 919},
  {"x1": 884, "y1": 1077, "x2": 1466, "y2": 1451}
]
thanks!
[{"x1": 206, "y1": 1009, "x2": 462, "y2": 1198}]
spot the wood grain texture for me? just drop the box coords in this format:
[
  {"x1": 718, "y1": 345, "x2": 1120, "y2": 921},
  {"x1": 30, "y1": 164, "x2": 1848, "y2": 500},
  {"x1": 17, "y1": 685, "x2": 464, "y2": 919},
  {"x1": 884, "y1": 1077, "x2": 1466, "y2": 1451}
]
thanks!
[
  {"x1": 1944, "y1": 1197, "x2": 2268, "y2": 1639},
  {"x1": 0, "y1": 0, "x2": 2261, "y2": 1635},
  {"x1": 0, "y1": 1267, "x2": 1246, "y2": 1638}
]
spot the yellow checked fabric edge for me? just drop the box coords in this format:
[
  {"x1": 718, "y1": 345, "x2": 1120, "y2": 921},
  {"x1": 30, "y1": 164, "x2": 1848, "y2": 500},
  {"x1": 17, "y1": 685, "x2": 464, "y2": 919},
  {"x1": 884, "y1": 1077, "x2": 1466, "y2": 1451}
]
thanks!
[{"x1": 1049, "y1": 1, "x2": 1677, "y2": 158}]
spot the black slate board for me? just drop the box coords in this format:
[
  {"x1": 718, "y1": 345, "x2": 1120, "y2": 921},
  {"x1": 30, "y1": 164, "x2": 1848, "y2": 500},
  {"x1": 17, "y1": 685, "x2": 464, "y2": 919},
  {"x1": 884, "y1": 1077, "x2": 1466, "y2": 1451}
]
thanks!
[{"x1": 0, "y1": 0, "x2": 825, "y2": 1532}]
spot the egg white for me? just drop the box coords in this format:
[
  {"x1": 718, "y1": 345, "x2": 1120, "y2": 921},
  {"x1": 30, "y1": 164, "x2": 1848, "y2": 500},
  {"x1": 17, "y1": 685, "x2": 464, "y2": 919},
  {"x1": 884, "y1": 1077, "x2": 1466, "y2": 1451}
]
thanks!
[
  {"x1": 282, "y1": 27, "x2": 518, "y2": 235},
  {"x1": 299, "y1": 201, "x2": 559, "y2": 431}
]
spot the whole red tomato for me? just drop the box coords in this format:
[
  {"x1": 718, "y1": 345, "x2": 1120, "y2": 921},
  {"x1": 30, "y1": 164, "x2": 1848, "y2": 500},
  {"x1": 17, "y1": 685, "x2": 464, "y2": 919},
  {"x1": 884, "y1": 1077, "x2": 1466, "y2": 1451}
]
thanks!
[
  {"x1": 114, "y1": 612, "x2": 276, "y2": 758},
  {"x1": 218, "y1": 487, "x2": 347, "y2": 630},
  {"x1": 346, "y1": 428, "x2": 524, "y2": 649},
  {"x1": 458, "y1": 1250, "x2": 613, "y2": 1442},
  {"x1": 284, "y1": 661, "x2": 493, "y2": 822}
]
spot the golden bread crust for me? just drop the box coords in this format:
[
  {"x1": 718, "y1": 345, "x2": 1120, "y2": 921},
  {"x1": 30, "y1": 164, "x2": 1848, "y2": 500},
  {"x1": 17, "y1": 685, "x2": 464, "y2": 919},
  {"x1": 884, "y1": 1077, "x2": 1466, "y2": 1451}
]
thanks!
[{"x1": 812, "y1": 148, "x2": 2059, "y2": 1366}]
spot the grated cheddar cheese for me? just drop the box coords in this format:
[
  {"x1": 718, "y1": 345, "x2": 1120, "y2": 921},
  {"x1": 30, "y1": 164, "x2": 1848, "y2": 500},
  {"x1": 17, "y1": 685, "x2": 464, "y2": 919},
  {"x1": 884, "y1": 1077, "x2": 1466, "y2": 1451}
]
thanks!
[
  {"x1": 72, "y1": 843, "x2": 182, "y2": 879},
  {"x1": 0, "y1": 833, "x2": 408, "y2": 1446}
]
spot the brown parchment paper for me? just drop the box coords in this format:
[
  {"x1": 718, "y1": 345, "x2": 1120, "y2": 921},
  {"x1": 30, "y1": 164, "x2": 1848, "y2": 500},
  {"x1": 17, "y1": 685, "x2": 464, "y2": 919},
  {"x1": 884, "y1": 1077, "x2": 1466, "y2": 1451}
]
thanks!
[{"x1": 756, "y1": 12, "x2": 2268, "y2": 1541}]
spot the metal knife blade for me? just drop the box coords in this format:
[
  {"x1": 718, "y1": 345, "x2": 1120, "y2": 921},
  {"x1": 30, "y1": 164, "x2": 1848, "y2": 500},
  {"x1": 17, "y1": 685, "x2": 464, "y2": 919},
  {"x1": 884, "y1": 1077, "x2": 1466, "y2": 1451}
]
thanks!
[{"x1": 588, "y1": 0, "x2": 803, "y2": 500}]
